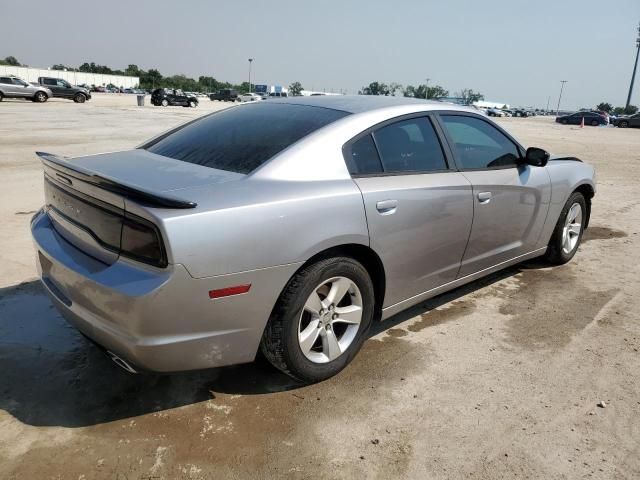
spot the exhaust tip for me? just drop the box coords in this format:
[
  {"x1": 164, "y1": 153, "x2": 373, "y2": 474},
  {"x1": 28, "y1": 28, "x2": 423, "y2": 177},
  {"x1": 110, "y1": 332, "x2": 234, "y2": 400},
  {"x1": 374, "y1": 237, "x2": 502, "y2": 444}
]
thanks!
[{"x1": 107, "y1": 351, "x2": 138, "y2": 374}]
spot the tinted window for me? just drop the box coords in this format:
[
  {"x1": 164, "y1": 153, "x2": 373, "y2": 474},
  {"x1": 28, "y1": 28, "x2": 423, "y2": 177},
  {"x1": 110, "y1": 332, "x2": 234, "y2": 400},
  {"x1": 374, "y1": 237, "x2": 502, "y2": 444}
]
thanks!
[
  {"x1": 441, "y1": 115, "x2": 520, "y2": 169},
  {"x1": 346, "y1": 134, "x2": 383, "y2": 175},
  {"x1": 0, "y1": 77, "x2": 11, "y2": 84},
  {"x1": 373, "y1": 117, "x2": 447, "y2": 173},
  {"x1": 43, "y1": 78, "x2": 56, "y2": 86},
  {"x1": 144, "y1": 103, "x2": 349, "y2": 174}
]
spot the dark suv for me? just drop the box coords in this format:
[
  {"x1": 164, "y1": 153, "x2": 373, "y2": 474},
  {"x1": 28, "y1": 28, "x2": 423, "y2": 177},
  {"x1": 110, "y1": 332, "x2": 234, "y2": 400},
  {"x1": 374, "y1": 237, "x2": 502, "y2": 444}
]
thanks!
[
  {"x1": 209, "y1": 89, "x2": 239, "y2": 102},
  {"x1": 37, "y1": 77, "x2": 91, "y2": 103},
  {"x1": 151, "y1": 88, "x2": 198, "y2": 107}
]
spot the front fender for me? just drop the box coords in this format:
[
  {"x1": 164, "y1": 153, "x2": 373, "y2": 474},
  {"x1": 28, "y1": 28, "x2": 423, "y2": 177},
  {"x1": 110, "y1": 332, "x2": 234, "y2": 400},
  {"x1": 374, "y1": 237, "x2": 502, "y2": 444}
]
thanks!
[{"x1": 536, "y1": 160, "x2": 596, "y2": 248}]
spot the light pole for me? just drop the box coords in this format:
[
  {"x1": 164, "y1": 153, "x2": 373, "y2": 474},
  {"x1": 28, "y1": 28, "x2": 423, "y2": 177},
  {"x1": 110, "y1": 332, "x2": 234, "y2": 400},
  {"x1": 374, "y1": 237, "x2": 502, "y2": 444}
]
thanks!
[
  {"x1": 556, "y1": 80, "x2": 567, "y2": 115},
  {"x1": 248, "y1": 58, "x2": 253, "y2": 93},
  {"x1": 425, "y1": 77, "x2": 431, "y2": 98},
  {"x1": 625, "y1": 22, "x2": 640, "y2": 111}
]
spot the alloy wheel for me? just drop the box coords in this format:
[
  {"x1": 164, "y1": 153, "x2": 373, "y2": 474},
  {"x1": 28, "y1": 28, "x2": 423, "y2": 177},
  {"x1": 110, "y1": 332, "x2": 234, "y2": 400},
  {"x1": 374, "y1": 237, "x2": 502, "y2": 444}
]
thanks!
[
  {"x1": 561, "y1": 203, "x2": 582, "y2": 254},
  {"x1": 298, "y1": 276, "x2": 363, "y2": 364}
]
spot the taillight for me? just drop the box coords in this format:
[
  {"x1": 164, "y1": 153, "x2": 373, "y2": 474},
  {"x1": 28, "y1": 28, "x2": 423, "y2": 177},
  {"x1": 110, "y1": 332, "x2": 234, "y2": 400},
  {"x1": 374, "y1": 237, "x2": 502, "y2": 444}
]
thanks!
[{"x1": 120, "y1": 214, "x2": 167, "y2": 268}]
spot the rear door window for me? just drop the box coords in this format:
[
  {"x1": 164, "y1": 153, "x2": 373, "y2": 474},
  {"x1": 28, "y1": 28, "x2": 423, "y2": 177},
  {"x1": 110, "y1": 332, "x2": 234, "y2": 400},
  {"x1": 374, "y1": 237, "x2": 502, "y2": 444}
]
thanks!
[
  {"x1": 143, "y1": 103, "x2": 349, "y2": 174},
  {"x1": 372, "y1": 117, "x2": 447, "y2": 173}
]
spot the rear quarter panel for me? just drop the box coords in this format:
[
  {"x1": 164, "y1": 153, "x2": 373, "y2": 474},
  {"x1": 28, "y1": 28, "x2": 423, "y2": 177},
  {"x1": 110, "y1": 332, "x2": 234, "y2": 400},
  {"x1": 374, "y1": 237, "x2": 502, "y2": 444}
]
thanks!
[
  {"x1": 125, "y1": 178, "x2": 370, "y2": 278},
  {"x1": 536, "y1": 160, "x2": 596, "y2": 248}
]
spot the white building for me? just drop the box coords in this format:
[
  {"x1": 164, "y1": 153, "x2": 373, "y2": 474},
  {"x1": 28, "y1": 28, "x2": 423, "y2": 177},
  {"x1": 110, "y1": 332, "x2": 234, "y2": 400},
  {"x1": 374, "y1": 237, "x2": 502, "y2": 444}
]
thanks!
[
  {"x1": 0, "y1": 65, "x2": 139, "y2": 88},
  {"x1": 474, "y1": 100, "x2": 510, "y2": 109}
]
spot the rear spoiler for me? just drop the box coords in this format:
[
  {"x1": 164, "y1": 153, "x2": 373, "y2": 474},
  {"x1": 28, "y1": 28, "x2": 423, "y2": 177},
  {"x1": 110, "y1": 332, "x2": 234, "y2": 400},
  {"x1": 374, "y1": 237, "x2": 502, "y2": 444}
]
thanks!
[{"x1": 36, "y1": 152, "x2": 197, "y2": 209}]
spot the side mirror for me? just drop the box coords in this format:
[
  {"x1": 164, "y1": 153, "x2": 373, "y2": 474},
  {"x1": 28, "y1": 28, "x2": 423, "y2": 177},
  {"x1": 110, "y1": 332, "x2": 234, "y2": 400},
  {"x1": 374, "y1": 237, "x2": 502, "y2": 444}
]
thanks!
[{"x1": 524, "y1": 147, "x2": 550, "y2": 167}]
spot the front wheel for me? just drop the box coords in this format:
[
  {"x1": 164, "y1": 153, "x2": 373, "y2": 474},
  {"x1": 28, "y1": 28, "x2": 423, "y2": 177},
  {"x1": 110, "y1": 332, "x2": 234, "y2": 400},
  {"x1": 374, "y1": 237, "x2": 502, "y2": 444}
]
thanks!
[
  {"x1": 591, "y1": 120, "x2": 599, "y2": 126},
  {"x1": 34, "y1": 91, "x2": 48, "y2": 103},
  {"x1": 261, "y1": 257, "x2": 375, "y2": 383},
  {"x1": 561, "y1": 119, "x2": 568, "y2": 125},
  {"x1": 619, "y1": 121, "x2": 629, "y2": 128},
  {"x1": 73, "y1": 93, "x2": 86, "y2": 103},
  {"x1": 542, "y1": 192, "x2": 587, "y2": 265},
  {"x1": 189, "y1": 100, "x2": 197, "y2": 108},
  {"x1": 161, "y1": 99, "x2": 169, "y2": 107}
]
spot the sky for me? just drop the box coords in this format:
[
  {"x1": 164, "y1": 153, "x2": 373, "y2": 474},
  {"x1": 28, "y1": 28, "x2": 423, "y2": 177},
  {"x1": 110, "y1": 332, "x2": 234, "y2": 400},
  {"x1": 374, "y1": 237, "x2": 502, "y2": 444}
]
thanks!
[{"x1": 3, "y1": 0, "x2": 639, "y2": 109}]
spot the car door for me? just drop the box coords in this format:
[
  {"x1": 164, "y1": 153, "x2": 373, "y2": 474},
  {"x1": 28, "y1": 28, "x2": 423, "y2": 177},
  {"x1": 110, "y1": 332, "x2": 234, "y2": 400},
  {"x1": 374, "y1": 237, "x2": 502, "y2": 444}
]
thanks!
[
  {"x1": 11, "y1": 77, "x2": 31, "y2": 97},
  {"x1": 0, "y1": 77, "x2": 19, "y2": 97},
  {"x1": 42, "y1": 78, "x2": 60, "y2": 96},
  {"x1": 437, "y1": 113, "x2": 551, "y2": 278},
  {"x1": 347, "y1": 115, "x2": 474, "y2": 308},
  {"x1": 631, "y1": 113, "x2": 640, "y2": 127}
]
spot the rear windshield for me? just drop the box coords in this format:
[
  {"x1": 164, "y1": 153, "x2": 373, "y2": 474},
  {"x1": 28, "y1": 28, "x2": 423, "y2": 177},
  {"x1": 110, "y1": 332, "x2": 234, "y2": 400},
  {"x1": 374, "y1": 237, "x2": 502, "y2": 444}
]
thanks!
[{"x1": 142, "y1": 103, "x2": 349, "y2": 174}]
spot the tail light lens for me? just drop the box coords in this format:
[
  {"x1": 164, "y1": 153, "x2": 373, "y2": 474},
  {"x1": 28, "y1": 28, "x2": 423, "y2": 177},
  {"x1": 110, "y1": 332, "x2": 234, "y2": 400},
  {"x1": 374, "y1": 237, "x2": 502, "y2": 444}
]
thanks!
[{"x1": 120, "y1": 213, "x2": 167, "y2": 268}]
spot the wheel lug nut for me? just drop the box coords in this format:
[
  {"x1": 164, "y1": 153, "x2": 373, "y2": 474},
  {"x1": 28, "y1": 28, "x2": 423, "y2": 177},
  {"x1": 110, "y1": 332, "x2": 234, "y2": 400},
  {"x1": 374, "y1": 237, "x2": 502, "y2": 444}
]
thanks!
[{"x1": 332, "y1": 314, "x2": 338, "y2": 320}]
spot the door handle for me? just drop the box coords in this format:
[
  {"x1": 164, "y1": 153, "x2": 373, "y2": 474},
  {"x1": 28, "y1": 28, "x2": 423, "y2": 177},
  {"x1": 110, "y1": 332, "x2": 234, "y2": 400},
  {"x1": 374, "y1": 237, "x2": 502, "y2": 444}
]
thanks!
[
  {"x1": 376, "y1": 199, "x2": 398, "y2": 215},
  {"x1": 477, "y1": 191, "x2": 492, "y2": 204}
]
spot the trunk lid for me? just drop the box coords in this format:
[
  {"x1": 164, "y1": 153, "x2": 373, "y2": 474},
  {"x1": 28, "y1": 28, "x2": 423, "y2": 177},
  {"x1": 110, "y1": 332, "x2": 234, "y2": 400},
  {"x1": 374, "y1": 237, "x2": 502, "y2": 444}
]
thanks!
[{"x1": 39, "y1": 150, "x2": 243, "y2": 266}]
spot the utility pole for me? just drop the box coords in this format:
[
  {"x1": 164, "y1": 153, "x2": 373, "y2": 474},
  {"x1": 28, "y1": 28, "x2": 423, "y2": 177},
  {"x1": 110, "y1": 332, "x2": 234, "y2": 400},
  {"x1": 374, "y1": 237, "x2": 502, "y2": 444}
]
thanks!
[
  {"x1": 248, "y1": 58, "x2": 253, "y2": 93},
  {"x1": 546, "y1": 96, "x2": 550, "y2": 113},
  {"x1": 625, "y1": 22, "x2": 640, "y2": 111},
  {"x1": 425, "y1": 77, "x2": 431, "y2": 99},
  {"x1": 556, "y1": 80, "x2": 567, "y2": 115}
]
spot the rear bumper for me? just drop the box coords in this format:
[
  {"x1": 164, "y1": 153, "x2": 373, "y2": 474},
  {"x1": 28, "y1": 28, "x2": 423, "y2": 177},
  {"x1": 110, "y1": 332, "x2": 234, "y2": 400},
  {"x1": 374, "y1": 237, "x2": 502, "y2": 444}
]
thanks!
[{"x1": 31, "y1": 211, "x2": 300, "y2": 372}]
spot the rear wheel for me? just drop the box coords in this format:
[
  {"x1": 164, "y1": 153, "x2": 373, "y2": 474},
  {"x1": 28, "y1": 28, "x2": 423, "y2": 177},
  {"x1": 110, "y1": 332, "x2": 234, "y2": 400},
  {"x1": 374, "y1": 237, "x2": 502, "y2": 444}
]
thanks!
[
  {"x1": 73, "y1": 93, "x2": 86, "y2": 103},
  {"x1": 542, "y1": 192, "x2": 587, "y2": 265},
  {"x1": 161, "y1": 99, "x2": 169, "y2": 107},
  {"x1": 619, "y1": 120, "x2": 629, "y2": 128},
  {"x1": 261, "y1": 257, "x2": 375, "y2": 383},
  {"x1": 591, "y1": 120, "x2": 599, "y2": 126},
  {"x1": 189, "y1": 100, "x2": 197, "y2": 108},
  {"x1": 561, "y1": 119, "x2": 568, "y2": 125},
  {"x1": 0, "y1": 92, "x2": 4, "y2": 102}
]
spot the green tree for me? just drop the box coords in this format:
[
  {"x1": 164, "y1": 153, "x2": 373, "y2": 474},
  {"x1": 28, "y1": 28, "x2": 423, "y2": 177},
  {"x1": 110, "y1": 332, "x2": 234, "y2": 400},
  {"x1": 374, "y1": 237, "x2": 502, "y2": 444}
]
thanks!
[
  {"x1": 624, "y1": 105, "x2": 638, "y2": 115},
  {"x1": 596, "y1": 102, "x2": 612, "y2": 113},
  {"x1": 3, "y1": 56, "x2": 20, "y2": 66},
  {"x1": 360, "y1": 81, "x2": 391, "y2": 95},
  {"x1": 289, "y1": 81, "x2": 303, "y2": 96},
  {"x1": 426, "y1": 85, "x2": 448, "y2": 99},
  {"x1": 457, "y1": 88, "x2": 484, "y2": 104}
]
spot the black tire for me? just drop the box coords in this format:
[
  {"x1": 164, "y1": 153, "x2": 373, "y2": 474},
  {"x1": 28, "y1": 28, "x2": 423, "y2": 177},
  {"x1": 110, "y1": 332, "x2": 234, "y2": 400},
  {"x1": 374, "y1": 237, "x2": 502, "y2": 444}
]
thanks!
[
  {"x1": 619, "y1": 121, "x2": 629, "y2": 128},
  {"x1": 73, "y1": 93, "x2": 86, "y2": 103},
  {"x1": 189, "y1": 100, "x2": 197, "y2": 108},
  {"x1": 161, "y1": 99, "x2": 169, "y2": 107},
  {"x1": 591, "y1": 120, "x2": 598, "y2": 126},
  {"x1": 561, "y1": 119, "x2": 568, "y2": 125},
  {"x1": 261, "y1": 257, "x2": 375, "y2": 383},
  {"x1": 0, "y1": 92, "x2": 3, "y2": 102},
  {"x1": 542, "y1": 192, "x2": 587, "y2": 265},
  {"x1": 33, "y1": 91, "x2": 48, "y2": 103}
]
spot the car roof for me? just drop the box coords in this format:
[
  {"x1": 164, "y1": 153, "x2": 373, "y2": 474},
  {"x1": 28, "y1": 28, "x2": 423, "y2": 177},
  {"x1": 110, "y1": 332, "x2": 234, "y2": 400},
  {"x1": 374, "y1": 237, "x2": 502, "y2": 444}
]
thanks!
[{"x1": 266, "y1": 94, "x2": 462, "y2": 114}]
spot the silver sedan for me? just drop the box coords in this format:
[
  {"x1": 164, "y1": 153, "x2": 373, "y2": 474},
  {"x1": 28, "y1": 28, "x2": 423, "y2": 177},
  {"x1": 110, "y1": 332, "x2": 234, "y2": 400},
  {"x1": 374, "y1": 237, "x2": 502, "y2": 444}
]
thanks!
[{"x1": 31, "y1": 96, "x2": 596, "y2": 382}]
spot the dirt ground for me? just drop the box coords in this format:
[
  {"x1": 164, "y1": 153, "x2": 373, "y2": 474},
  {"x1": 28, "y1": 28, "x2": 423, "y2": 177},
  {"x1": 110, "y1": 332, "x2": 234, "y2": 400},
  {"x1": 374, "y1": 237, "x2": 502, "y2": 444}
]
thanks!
[{"x1": 0, "y1": 94, "x2": 639, "y2": 479}]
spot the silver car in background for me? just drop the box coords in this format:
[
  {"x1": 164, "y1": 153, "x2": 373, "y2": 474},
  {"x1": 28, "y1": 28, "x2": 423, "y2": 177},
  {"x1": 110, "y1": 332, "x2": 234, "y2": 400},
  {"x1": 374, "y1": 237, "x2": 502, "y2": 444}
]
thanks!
[
  {"x1": 31, "y1": 96, "x2": 596, "y2": 382},
  {"x1": 0, "y1": 75, "x2": 51, "y2": 102}
]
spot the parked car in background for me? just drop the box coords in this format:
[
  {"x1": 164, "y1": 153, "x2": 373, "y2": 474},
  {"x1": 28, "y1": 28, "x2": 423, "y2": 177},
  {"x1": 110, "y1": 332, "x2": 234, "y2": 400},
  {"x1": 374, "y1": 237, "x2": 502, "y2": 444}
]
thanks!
[
  {"x1": 209, "y1": 89, "x2": 239, "y2": 102},
  {"x1": 151, "y1": 88, "x2": 198, "y2": 107},
  {"x1": 487, "y1": 108, "x2": 506, "y2": 117},
  {"x1": 556, "y1": 111, "x2": 606, "y2": 126},
  {"x1": 36, "y1": 77, "x2": 91, "y2": 103},
  {"x1": 0, "y1": 75, "x2": 52, "y2": 102},
  {"x1": 512, "y1": 109, "x2": 530, "y2": 117},
  {"x1": 613, "y1": 113, "x2": 640, "y2": 128},
  {"x1": 31, "y1": 96, "x2": 596, "y2": 382},
  {"x1": 239, "y1": 92, "x2": 263, "y2": 102}
]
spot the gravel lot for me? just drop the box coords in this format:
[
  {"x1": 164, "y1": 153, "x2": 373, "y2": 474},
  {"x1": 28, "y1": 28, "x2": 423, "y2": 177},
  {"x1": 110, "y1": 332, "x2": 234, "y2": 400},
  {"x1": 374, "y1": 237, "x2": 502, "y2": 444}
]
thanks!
[{"x1": 1, "y1": 94, "x2": 639, "y2": 479}]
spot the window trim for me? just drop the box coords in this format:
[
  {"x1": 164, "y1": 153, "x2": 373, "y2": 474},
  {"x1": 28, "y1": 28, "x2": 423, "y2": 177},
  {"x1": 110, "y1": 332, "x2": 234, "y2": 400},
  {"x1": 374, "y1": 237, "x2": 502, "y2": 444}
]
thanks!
[
  {"x1": 433, "y1": 111, "x2": 526, "y2": 172},
  {"x1": 342, "y1": 112, "x2": 455, "y2": 178}
]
